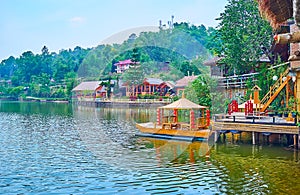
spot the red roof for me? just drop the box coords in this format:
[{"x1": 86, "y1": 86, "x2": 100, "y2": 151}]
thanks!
[
  {"x1": 175, "y1": 76, "x2": 198, "y2": 87},
  {"x1": 114, "y1": 59, "x2": 133, "y2": 66},
  {"x1": 72, "y1": 81, "x2": 101, "y2": 91}
]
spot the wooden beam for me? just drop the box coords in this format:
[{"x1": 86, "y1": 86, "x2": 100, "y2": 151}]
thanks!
[
  {"x1": 275, "y1": 31, "x2": 300, "y2": 44},
  {"x1": 213, "y1": 121, "x2": 298, "y2": 134}
]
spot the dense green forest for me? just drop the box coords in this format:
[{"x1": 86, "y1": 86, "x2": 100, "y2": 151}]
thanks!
[
  {"x1": 0, "y1": 0, "x2": 279, "y2": 104},
  {"x1": 0, "y1": 22, "x2": 217, "y2": 100}
]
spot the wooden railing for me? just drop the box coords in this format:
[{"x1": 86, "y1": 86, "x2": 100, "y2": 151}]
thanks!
[
  {"x1": 260, "y1": 68, "x2": 291, "y2": 112},
  {"x1": 218, "y1": 72, "x2": 259, "y2": 89}
]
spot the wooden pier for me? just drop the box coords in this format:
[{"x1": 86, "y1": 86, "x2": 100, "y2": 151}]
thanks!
[
  {"x1": 75, "y1": 98, "x2": 171, "y2": 108},
  {"x1": 212, "y1": 112, "x2": 300, "y2": 149}
]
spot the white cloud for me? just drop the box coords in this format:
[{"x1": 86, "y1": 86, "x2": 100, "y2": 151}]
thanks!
[{"x1": 70, "y1": 16, "x2": 85, "y2": 24}]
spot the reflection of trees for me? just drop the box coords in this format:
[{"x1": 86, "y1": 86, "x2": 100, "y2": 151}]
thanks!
[
  {"x1": 0, "y1": 101, "x2": 72, "y2": 115},
  {"x1": 96, "y1": 107, "x2": 156, "y2": 123},
  {"x1": 210, "y1": 144, "x2": 300, "y2": 194}
]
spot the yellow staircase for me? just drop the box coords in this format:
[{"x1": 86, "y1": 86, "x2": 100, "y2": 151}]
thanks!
[{"x1": 260, "y1": 68, "x2": 291, "y2": 112}]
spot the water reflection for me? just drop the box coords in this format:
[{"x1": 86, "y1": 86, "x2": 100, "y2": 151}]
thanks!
[
  {"x1": 139, "y1": 138, "x2": 211, "y2": 165},
  {"x1": 0, "y1": 102, "x2": 299, "y2": 194},
  {"x1": 211, "y1": 143, "x2": 300, "y2": 194},
  {"x1": 0, "y1": 101, "x2": 72, "y2": 116}
]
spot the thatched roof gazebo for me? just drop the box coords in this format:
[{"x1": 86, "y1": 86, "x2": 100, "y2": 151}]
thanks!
[
  {"x1": 157, "y1": 96, "x2": 209, "y2": 130},
  {"x1": 160, "y1": 97, "x2": 207, "y2": 110},
  {"x1": 257, "y1": 0, "x2": 299, "y2": 28}
]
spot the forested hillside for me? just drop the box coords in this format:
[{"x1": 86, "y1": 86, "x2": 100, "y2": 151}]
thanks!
[{"x1": 0, "y1": 22, "x2": 216, "y2": 99}]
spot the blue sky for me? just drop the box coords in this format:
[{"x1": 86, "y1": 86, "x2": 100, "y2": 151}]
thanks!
[{"x1": 0, "y1": 0, "x2": 228, "y2": 61}]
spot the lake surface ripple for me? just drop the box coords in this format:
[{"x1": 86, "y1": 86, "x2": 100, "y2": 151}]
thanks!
[{"x1": 0, "y1": 102, "x2": 299, "y2": 194}]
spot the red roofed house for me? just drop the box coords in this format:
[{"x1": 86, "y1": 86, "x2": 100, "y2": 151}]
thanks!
[
  {"x1": 158, "y1": 81, "x2": 175, "y2": 96},
  {"x1": 126, "y1": 78, "x2": 162, "y2": 97},
  {"x1": 72, "y1": 81, "x2": 107, "y2": 100},
  {"x1": 174, "y1": 75, "x2": 198, "y2": 95},
  {"x1": 114, "y1": 59, "x2": 135, "y2": 73},
  {"x1": 125, "y1": 78, "x2": 173, "y2": 97}
]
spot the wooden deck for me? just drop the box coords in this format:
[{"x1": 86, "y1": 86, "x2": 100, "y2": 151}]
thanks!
[
  {"x1": 136, "y1": 122, "x2": 211, "y2": 140},
  {"x1": 212, "y1": 113, "x2": 299, "y2": 135}
]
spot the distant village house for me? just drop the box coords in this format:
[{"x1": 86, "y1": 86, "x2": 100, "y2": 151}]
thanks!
[
  {"x1": 114, "y1": 59, "x2": 139, "y2": 74},
  {"x1": 72, "y1": 81, "x2": 107, "y2": 100},
  {"x1": 174, "y1": 75, "x2": 198, "y2": 95}
]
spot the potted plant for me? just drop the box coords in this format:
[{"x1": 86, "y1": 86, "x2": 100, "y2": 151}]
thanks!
[
  {"x1": 288, "y1": 97, "x2": 296, "y2": 114},
  {"x1": 277, "y1": 108, "x2": 283, "y2": 117},
  {"x1": 268, "y1": 112, "x2": 275, "y2": 117},
  {"x1": 283, "y1": 107, "x2": 289, "y2": 117},
  {"x1": 291, "y1": 110, "x2": 298, "y2": 118},
  {"x1": 268, "y1": 106, "x2": 275, "y2": 117}
]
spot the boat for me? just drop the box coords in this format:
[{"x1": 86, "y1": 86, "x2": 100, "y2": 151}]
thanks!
[{"x1": 135, "y1": 94, "x2": 212, "y2": 141}]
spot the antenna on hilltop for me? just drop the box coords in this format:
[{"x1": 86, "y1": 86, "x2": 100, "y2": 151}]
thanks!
[{"x1": 168, "y1": 15, "x2": 174, "y2": 32}]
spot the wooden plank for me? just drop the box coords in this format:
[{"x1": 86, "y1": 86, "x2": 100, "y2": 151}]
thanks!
[{"x1": 212, "y1": 121, "x2": 298, "y2": 134}]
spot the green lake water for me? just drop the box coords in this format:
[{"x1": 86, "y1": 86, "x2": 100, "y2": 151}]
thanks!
[{"x1": 0, "y1": 101, "x2": 299, "y2": 194}]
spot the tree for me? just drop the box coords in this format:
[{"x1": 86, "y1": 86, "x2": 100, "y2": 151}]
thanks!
[
  {"x1": 65, "y1": 72, "x2": 77, "y2": 99},
  {"x1": 7, "y1": 86, "x2": 24, "y2": 99},
  {"x1": 215, "y1": 0, "x2": 273, "y2": 75},
  {"x1": 185, "y1": 75, "x2": 229, "y2": 114},
  {"x1": 121, "y1": 47, "x2": 145, "y2": 97},
  {"x1": 15, "y1": 51, "x2": 38, "y2": 84},
  {"x1": 0, "y1": 56, "x2": 16, "y2": 78},
  {"x1": 178, "y1": 61, "x2": 201, "y2": 76},
  {"x1": 40, "y1": 46, "x2": 53, "y2": 76}
]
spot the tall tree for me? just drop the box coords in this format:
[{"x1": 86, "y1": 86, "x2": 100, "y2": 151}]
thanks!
[
  {"x1": 185, "y1": 75, "x2": 229, "y2": 114},
  {"x1": 215, "y1": 0, "x2": 273, "y2": 75},
  {"x1": 121, "y1": 47, "x2": 145, "y2": 97},
  {"x1": 0, "y1": 56, "x2": 16, "y2": 78}
]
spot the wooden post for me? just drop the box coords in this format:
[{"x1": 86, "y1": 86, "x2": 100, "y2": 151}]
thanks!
[
  {"x1": 173, "y1": 109, "x2": 178, "y2": 123},
  {"x1": 156, "y1": 108, "x2": 161, "y2": 125},
  {"x1": 298, "y1": 129, "x2": 300, "y2": 150},
  {"x1": 190, "y1": 110, "x2": 195, "y2": 129},
  {"x1": 214, "y1": 130, "x2": 218, "y2": 142},
  {"x1": 206, "y1": 110, "x2": 210, "y2": 126},
  {"x1": 286, "y1": 79, "x2": 289, "y2": 108},
  {"x1": 293, "y1": 134, "x2": 298, "y2": 149},
  {"x1": 274, "y1": 31, "x2": 300, "y2": 44},
  {"x1": 279, "y1": 134, "x2": 281, "y2": 144},
  {"x1": 223, "y1": 133, "x2": 226, "y2": 143}
]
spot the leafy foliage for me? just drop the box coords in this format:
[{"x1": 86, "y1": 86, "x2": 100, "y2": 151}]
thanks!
[
  {"x1": 0, "y1": 22, "x2": 216, "y2": 99},
  {"x1": 214, "y1": 0, "x2": 273, "y2": 75},
  {"x1": 185, "y1": 75, "x2": 229, "y2": 114}
]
